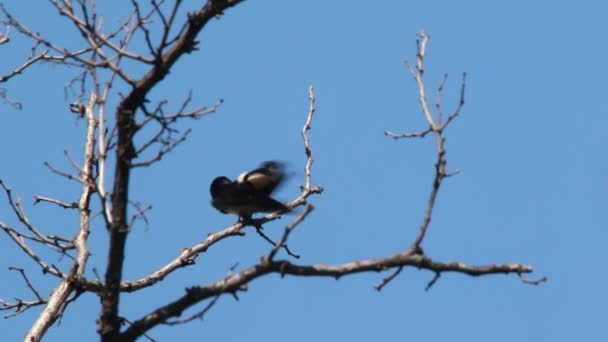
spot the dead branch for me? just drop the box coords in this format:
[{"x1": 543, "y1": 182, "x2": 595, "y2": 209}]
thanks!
[
  {"x1": 0, "y1": 267, "x2": 47, "y2": 318},
  {"x1": 253, "y1": 224, "x2": 300, "y2": 259},
  {"x1": 374, "y1": 266, "x2": 403, "y2": 291},
  {"x1": 0, "y1": 222, "x2": 64, "y2": 278},
  {"x1": 0, "y1": 52, "x2": 49, "y2": 83},
  {"x1": 132, "y1": 96, "x2": 223, "y2": 168},
  {"x1": 43, "y1": 162, "x2": 86, "y2": 184},
  {"x1": 25, "y1": 92, "x2": 98, "y2": 342},
  {"x1": 267, "y1": 204, "x2": 314, "y2": 261},
  {"x1": 0, "y1": 87, "x2": 22, "y2": 109},
  {"x1": 101, "y1": 2, "x2": 246, "y2": 336},
  {"x1": 407, "y1": 31, "x2": 461, "y2": 254},
  {"x1": 379, "y1": 31, "x2": 542, "y2": 292},
  {"x1": 0, "y1": 180, "x2": 72, "y2": 251},
  {"x1": 120, "y1": 254, "x2": 533, "y2": 341},
  {"x1": 128, "y1": 201, "x2": 152, "y2": 229},
  {"x1": 9, "y1": 266, "x2": 44, "y2": 301},
  {"x1": 519, "y1": 273, "x2": 548, "y2": 285},
  {"x1": 33, "y1": 195, "x2": 78, "y2": 209},
  {"x1": 163, "y1": 295, "x2": 221, "y2": 326},
  {"x1": 384, "y1": 127, "x2": 432, "y2": 139},
  {"x1": 130, "y1": 128, "x2": 191, "y2": 168}
]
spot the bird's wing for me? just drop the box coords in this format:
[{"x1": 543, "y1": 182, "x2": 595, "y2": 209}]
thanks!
[{"x1": 240, "y1": 161, "x2": 285, "y2": 194}]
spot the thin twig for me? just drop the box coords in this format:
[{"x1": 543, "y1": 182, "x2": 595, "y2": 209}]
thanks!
[
  {"x1": 442, "y1": 72, "x2": 467, "y2": 131},
  {"x1": 384, "y1": 127, "x2": 432, "y2": 139},
  {"x1": 163, "y1": 295, "x2": 221, "y2": 326},
  {"x1": 425, "y1": 271, "x2": 441, "y2": 291},
  {"x1": 120, "y1": 316, "x2": 158, "y2": 342},
  {"x1": 9, "y1": 267, "x2": 44, "y2": 301},
  {"x1": 519, "y1": 273, "x2": 547, "y2": 285},
  {"x1": 0, "y1": 222, "x2": 63, "y2": 278},
  {"x1": 374, "y1": 266, "x2": 404, "y2": 291},
  {"x1": 436, "y1": 73, "x2": 448, "y2": 126},
  {"x1": 130, "y1": 129, "x2": 192, "y2": 168},
  {"x1": 268, "y1": 204, "x2": 314, "y2": 261},
  {"x1": 33, "y1": 195, "x2": 78, "y2": 209},
  {"x1": 254, "y1": 225, "x2": 300, "y2": 259},
  {"x1": 43, "y1": 162, "x2": 85, "y2": 184},
  {"x1": 301, "y1": 85, "x2": 316, "y2": 191},
  {"x1": 128, "y1": 201, "x2": 152, "y2": 229}
]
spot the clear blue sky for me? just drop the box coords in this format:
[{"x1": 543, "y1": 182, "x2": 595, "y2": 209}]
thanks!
[{"x1": 1, "y1": 1, "x2": 606, "y2": 341}]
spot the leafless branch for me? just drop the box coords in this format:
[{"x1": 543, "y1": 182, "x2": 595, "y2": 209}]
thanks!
[
  {"x1": 0, "y1": 267, "x2": 47, "y2": 318},
  {"x1": 130, "y1": 128, "x2": 191, "y2": 168},
  {"x1": 436, "y1": 73, "x2": 448, "y2": 125},
  {"x1": 0, "y1": 221, "x2": 64, "y2": 278},
  {"x1": 402, "y1": 31, "x2": 461, "y2": 254},
  {"x1": 98, "y1": 0, "x2": 249, "y2": 334},
  {"x1": 119, "y1": 317, "x2": 158, "y2": 342},
  {"x1": 282, "y1": 84, "x2": 324, "y2": 212},
  {"x1": 519, "y1": 273, "x2": 547, "y2": 285},
  {"x1": 163, "y1": 295, "x2": 221, "y2": 326},
  {"x1": 425, "y1": 271, "x2": 441, "y2": 291},
  {"x1": 25, "y1": 92, "x2": 98, "y2": 342},
  {"x1": 253, "y1": 225, "x2": 300, "y2": 259},
  {"x1": 384, "y1": 127, "x2": 432, "y2": 139},
  {"x1": 0, "y1": 51, "x2": 49, "y2": 83},
  {"x1": 64, "y1": 150, "x2": 84, "y2": 174},
  {"x1": 128, "y1": 201, "x2": 152, "y2": 229},
  {"x1": 442, "y1": 72, "x2": 466, "y2": 131},
  {"x1": 33, "y1": 195, "x2": 78, "y2": 209},
  {"x1": 43, "y1": 161, "x2": 85, "y2": 184},
  {"x1": 2, "y1": 3, "x2": 138, "y2": 84},
  {"x1": 76, "y1": 222, "x2": 247, "y2": 294},
  {"x1": 378, "y1": 31, "x2": 542, "y2": 293},
  {"x1": 130, "y1": 0, "x2": 156, "y2": 58},
  {"x1": 0, "y1": 87, "x2": 23, "y2": 109},
  {"x1": 267, "y1": 204, "x2": 314, "y2": 261},
  {"x1": 120, "y1": 254, "x2": 533, "y2": 341},
  {"x1": 63, "y1": 69, "x2": 88, "y2": 103},
  {"x1": 374, "y1": 266, "x2": 404, "y2": 291},
  {"x1": 301, "y1": 85, "x2": 317, "y2": 191},
  {"x1": 10, "y1": 266, "x2": 45, "y2": 301},
  {"x1": 134, "y1": 96, "x2": 223, "y2": 165},
  {"x1": 0, "y1": 180, "x2": 70, "y2": 250}
]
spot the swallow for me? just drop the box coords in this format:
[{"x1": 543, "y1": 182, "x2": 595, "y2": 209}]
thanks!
[{"x1": 210, "y1": 161, "x2": 289, "y2": 220}]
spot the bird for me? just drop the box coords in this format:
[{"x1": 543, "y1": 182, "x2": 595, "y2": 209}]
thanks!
[{"x1": 210, "y1": 161, "x2": 289, "y2": 220}]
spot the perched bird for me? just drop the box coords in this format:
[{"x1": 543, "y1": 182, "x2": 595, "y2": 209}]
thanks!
[{"x1": 210, "y1": 161, "x2": 289, "y2": 220}]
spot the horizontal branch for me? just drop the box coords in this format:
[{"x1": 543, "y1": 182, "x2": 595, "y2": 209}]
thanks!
[{"x1": 120, "y1": 253, "x2": 534, "y2": 340}]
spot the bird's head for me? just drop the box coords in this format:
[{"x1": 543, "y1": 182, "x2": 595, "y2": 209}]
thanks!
[{"x1": 210, "y1": 176, "x2": 232, "y2": 197}]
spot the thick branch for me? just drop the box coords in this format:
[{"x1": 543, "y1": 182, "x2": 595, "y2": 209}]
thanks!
[
  {"x1": 100, "y1": 3, "x2": 245, "y2": 339},
  {"x1": 25, "y1": 92, "x2": 98, "y2": 342},
  {"x1": 120, "y1": 255, "x2": 533, "y2": 341}
]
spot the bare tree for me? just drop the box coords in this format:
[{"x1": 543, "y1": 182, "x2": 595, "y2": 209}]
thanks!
[{"x1": 0, "y1": 2, "x2": 544, "y2": 342}]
